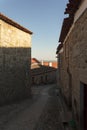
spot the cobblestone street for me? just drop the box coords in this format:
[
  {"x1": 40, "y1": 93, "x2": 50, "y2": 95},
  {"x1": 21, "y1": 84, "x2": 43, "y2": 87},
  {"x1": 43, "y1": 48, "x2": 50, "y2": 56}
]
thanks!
[{"x1": 0, "y1": 84, "x2": 73, "y2": 130}]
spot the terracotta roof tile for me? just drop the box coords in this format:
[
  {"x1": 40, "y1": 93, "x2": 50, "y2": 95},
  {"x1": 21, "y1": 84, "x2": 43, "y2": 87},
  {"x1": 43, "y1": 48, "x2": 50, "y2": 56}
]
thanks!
[
  {"x1": 58, "y1": 0, "x2": 82, "y2": 43},
  {"x1": 59, "y1": 17, "x2": 73, "y2": 42}
]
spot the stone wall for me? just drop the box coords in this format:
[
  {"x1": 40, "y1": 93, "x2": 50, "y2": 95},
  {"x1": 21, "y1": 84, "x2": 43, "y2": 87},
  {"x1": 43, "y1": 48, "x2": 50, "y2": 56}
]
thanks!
[
  {"x1": 70, "y1": 9, "x2": 87, "y2": 124},
  {"x1": 31, "y1": 66, "x2": 57, "y2": 85},
  {"x1": 58, "y1": 8, "x2": 87, "y2": 127},
  {"x1": 0, "y1": 19, "x2": 32, "y2": 105}
]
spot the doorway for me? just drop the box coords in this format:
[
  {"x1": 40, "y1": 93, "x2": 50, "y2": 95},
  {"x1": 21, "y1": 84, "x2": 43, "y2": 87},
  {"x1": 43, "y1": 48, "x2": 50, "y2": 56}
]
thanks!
[
  {"x1": 84, "y1": 83, "x2": 87, "y2": 130},
  {"x1": 80, "y1": 82, "x2": 87, "y2": 130}
]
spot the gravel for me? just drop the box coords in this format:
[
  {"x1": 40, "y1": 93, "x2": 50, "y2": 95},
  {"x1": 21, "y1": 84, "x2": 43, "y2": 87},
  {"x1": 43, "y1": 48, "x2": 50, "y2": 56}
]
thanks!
[{"x1": 34, "y1": 87, "x2": 64, "y2": 130}]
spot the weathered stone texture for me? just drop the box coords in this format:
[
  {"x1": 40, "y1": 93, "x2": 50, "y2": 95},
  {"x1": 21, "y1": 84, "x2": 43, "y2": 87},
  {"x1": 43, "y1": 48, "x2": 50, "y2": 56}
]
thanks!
[
  {"x1": 69, "y1": 9, "x2": 87, "y2": 106},
  {"x1": 58, "y1": 8, "x2": 87, "y2": 127},
  {"x1": 0, "y1": 19, "x2": 32, "y2": 105},
  {"x1": 0, "y1": 20, "x2": 31, "y2": 47},
  {"x1": 31, "y1": 65, "x2": 57, "y2": 85}
]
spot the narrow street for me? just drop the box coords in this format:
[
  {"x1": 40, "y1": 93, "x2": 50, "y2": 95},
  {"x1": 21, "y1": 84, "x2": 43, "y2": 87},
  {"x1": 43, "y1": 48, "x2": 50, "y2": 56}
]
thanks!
[{"x1": 0, "y1": 84, "x2": 72, "y2": 130}]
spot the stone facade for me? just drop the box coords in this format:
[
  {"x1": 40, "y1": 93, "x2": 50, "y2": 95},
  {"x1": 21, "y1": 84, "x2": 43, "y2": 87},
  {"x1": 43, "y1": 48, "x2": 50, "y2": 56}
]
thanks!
[
  {"x1": 41, "y1": 60, "x2": 57, "y2": 68},
  {"x1": 0, "y1": 13, "x2": 33, "y2": 105},
  {"x1": 56, "y1": 1, "x2": 87, "y2": 129},
  {"x1": 31, "y1": 58, "x2": 57, "y2": 85}
]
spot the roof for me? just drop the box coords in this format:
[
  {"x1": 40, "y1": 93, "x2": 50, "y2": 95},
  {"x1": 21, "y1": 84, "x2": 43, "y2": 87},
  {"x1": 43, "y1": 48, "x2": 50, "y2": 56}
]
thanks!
[
  {"x1": 31, "y1": 58, "x2": 41, "y2": 64},
  {"x1": 59, "y1": 17, "x2": 73, "y2": 42},
  {"x1": 0, "y1": 13, "x2": 33, "y2": 35},
  {"x1": 31, "y1": 58, "x2": 41, "y2": 69},
  {"x1": 31, "y1": 65, "x2": 56, "y2": 76},
  {"x1": 65, "y1": 0, "x2": 82, "y2": 16},
  {"x1": 56, "y1": 43, "x2": 63, "y2": 54},
  {"x1": 59, "y1": 0, "x2": 82, "y2": 43}
]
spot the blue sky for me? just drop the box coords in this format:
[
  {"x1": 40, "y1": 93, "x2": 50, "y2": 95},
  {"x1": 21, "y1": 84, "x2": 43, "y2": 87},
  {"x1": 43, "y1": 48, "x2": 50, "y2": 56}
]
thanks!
[{"x1": 0, "y1": 0, "x2": 68, "y2": 61}]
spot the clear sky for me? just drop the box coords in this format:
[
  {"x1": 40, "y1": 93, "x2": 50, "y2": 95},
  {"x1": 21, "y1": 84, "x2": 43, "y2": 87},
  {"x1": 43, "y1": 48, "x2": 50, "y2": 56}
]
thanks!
[{"x1": 0, "y1": 0, "x2": 68, "y2": 61}]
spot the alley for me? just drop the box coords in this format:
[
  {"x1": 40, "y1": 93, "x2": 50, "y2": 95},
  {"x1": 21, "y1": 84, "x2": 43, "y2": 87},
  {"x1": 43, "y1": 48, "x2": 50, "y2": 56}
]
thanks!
[{"x1": 0, "y1": 84, "x2": 72, "y2": 130}]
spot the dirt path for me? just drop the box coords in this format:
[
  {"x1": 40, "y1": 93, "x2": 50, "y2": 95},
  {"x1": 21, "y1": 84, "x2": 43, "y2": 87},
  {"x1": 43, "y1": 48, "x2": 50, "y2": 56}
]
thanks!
[
  {"x1": 0, "y1": 84, "x2": 73, "y2": 130},
  {"x1": 0, "y1": 84, "x2": 54, "y2": 130}
]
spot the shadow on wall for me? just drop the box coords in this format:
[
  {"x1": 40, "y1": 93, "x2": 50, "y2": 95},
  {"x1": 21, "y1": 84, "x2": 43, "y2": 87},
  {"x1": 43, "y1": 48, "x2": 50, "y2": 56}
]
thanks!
[
  {"x1": 31, "y1": 64, "x2": 57, "y2": 86},
  {"x1": 0, "y1": 47, "x2": 31, "y2": 106}
]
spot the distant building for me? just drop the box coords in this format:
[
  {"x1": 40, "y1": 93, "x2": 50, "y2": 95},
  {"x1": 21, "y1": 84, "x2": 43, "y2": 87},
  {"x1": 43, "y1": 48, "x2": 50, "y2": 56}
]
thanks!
[
  {"x1": 0, "y1": 13, "x2": 33, "y2": 105},
  {"x1": 31, "y1": 58, "x2": 57, "y2": 85},
  {"x1": 31, "y1": 58, "x2": 41, "y2": 68},
  {"x1": 41, "y1": 60, "x2": 57, "y2": 68},
  {"x1": 56, "y1": 0, "x2": 87, "y2": 129}
]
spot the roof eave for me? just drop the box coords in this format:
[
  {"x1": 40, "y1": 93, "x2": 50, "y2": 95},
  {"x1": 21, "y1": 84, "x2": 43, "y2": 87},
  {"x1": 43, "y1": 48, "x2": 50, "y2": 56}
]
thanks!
[{"x1": 0, "y1": 13, "x2": 33, "y2": 35}]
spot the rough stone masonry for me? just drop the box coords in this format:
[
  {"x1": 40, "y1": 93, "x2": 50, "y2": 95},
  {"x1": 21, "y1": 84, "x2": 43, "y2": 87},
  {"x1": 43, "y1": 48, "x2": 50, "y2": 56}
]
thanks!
[{"x1": 0, "y1": 13, "x2": 33, "y2": 105}]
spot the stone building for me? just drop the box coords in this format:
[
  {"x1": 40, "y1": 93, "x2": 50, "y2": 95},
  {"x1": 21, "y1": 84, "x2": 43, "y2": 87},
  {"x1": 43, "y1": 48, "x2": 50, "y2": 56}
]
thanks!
[
  {"x1": 0, "y1": 13, "x2": 33, "y2": 105},
  {"x1": 56, "y1": 0, "x2": 87, "y2": 129},
  {"x1": 31, "y1": 58, "x2": 57, "y2": 85},
  {"x1": 41, "y1": 60, "x2": 57, "y2": 68}
]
